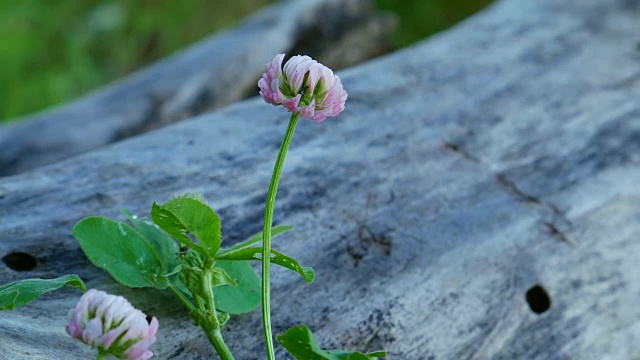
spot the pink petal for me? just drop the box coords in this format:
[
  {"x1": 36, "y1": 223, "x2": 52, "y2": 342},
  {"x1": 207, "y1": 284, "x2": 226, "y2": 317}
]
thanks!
[
  {"x1": 258, "y1": 54, "x2": 286, "y2": 105},
  {"x1": 283, "y1": 94, "x2": 302, "y2": 113}
]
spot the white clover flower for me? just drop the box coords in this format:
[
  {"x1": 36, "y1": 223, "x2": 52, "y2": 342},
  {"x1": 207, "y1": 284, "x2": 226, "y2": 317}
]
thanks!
[{"x1": 66, "y1": 289, "x2": 158, "y2": 360}]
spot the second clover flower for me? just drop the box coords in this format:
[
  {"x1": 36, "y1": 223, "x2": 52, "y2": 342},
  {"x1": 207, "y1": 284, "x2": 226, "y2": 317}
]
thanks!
[
  {"x1": 66, "y1": 289, "x2": 159, "y2": 360},
  {"x1": 258, "y1": 54, "x2": 348, "y2": 122}
]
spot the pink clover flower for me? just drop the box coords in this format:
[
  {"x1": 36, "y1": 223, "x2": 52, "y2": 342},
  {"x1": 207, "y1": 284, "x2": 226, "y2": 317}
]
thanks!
[{"x1": 258, "y1": 54, "x2": 347, "y2": 122}]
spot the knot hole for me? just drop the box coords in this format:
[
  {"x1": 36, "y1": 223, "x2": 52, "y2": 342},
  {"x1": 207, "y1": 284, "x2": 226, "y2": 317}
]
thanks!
[
  {"x1": 2, "y1": 252, "x2": 38, "y2": 271},
  {"x1": 526, "y1": 284, "x2": 551, "y2": 314}
]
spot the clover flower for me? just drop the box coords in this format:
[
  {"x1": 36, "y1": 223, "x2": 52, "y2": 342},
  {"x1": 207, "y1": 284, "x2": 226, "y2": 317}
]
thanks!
[
  {"x1": 66, "y1": 289, "x2": 159, "y2": 360},
  {"x1": 258, "y1": 54, "x2": 348, "y2": 122}
]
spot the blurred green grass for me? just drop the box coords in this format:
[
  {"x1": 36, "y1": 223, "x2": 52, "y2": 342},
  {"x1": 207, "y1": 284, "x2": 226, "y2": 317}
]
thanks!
[
  {"x1": 0, "y1": 0, "x2": 492, "y2": 123},
  {"x1": 375, "y1": 0, "x2": 494, "y2": 48}
]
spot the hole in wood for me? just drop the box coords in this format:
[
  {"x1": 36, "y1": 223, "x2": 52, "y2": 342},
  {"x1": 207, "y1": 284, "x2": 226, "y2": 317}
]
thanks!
[
  {"x1": 526, "y1": 284, "x2": 551, "y2": 314},
  {"x1": 2, "y1": 251, "x2": 38, "y2": 271}
]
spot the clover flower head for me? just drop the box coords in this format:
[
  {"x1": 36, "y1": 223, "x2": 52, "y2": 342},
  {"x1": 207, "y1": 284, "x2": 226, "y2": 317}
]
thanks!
[
  {"x1": 258, "y1": 54, "x2": 348, "y2": 122},
  {"x1": 66, "y1": 289, "x2": 159, "y2": 360}
]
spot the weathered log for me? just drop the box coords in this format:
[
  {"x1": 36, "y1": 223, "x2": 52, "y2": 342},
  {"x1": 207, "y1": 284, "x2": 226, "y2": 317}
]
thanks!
[
  {"x1": 0, "y1": 0, "x2": 394, "y2": 176},
  {"x1": 1, "y1": 0, "x2": 639, "y2": 359}
]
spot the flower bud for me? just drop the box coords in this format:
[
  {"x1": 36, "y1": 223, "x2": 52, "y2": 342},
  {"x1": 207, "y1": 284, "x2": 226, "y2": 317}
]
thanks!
[
  {"x1": 179, "y1": 250, "x2": 205, "y2": 298},
  {"x1": 66, "y1": 289, "x2": 158, "y2": 360},
  {"x1": 258, "y1": 54, "x2": 348, "y2": 122}
]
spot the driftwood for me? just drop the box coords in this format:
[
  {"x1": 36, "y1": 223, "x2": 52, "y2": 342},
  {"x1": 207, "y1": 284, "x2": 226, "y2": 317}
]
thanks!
[
  {"x1": 0, "y1": 0, "x2": 394, "y2": 176},
  {"x1": 1, "y1": 0, "x2": 640, "y2": 359}
]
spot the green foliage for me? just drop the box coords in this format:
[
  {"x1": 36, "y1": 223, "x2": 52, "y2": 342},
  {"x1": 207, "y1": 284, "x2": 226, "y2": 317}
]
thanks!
[
  {"x1": 0, "y1": 275, "x2": 86, "y2": 311},
  {"x1": 1, "y1": 0, "x2": 491, "y2": 122},
  {"x1": 151, "y1": 203, "x2": 202, "y2": 254},
  {"x1": 73, "y1": 202, "x2": 303, "y2": 317},
  {"x1": 123, "y1": 210, "x2": 179, "y2": 274},
  {"x1": 277, "y1": 325, "x2": 386, "y2": 360},
  {"x1": 73, "y1": 204, "x2": 285, "y2": 319},
  {"x1": 177, "y1": 251, "x2": 207, "y2": 298},
  {"x1": 151, "y1": 197, "x2": 222, "y2": 257},
  {"x1": 213, "y1": 260, "x2": 261, "y2": 314},
  {"x1": 0, "y1": 0, "x2": 272, "y2": 122},
  {"x1": 216, "y1": 311, "x2": 231, "y2": 327},
  {"x1": 216, "y1": 247, "x2": 315, "y2": 283},
  {"x1": 211, "y1": 267, "x2": 238, "y2": 287},
  {"x1": 375, "y1": 0, "x2": 494, "y2": 47},
  {"x1": 73, "y1": 217, "x2": 169, "y2": 289},
  {"x1": 327, "y1": 351, "x2": 388, "y2": 360},
  {"x1": 216, "y1": 225, "x2": 292, "y2": 257},
  {"x1": 173, "y1": 258, "x2": 261, "y2": 315}
]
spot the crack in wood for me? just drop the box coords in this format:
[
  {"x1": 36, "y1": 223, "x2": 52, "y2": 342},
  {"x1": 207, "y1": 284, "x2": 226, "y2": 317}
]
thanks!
[
  {"x1": 544, "y1": 221, "x2": 573, "y2": 245},
  {"x1": 342, "y1": 209, "x2": 393, "y2": 268},
  {"x1": 442, "y1": 142, "x2": 480, "y2": 163},
  {"x1": 495, "y1": 174, "x2": 541, "y2": 205},
  {"x1": 495, "y1": 174, "x2": 573, "y2": 245},
  {"x1": 441, "y1": 141, "x2": 574, "y2": 245}
]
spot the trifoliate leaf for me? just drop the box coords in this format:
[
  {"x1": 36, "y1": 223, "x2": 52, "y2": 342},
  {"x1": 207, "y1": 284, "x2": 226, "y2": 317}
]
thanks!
[
  {"x1": 73, "y1": 217, "x2": 168, "y2": 289},
  {"x1": 123, "y1": 210, "x2": 180, "y2": 274},
  {"x1": 151, "y1": 197, "x2": 221, "y2": 257}
]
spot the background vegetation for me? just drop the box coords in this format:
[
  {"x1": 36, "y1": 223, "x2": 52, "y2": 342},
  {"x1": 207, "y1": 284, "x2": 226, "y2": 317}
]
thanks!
[{"x1": 0, "y1": 0, "x2": 492, "y2": 123}]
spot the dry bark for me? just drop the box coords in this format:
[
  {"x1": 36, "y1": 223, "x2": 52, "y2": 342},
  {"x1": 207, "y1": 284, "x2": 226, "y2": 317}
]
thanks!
[{"x1": 1, "y1": 0, "x2": 639, "y2": 358}]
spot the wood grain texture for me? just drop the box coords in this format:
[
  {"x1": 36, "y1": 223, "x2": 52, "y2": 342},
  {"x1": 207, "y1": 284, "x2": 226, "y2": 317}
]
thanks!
[{"x1": 0, "y1": 0, "x2": 639, "y2": 358}]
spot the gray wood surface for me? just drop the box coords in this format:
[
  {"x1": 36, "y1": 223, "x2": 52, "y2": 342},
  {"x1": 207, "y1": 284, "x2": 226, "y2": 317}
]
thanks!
[
  {"x1": 0, "y1": 0, "x2": 393, "y2": 176},
  {"x1": 1, "y1": 0, "x2": 639, "y2": 359}
]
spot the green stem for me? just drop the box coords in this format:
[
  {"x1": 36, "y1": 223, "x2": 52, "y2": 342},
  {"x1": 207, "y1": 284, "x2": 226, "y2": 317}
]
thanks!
[
  {"x1": 96, "y1": 350, "x2": 107, "y2": 360},
  {"x1": 205, "y1": 328, "x2": 235, "y2": 360},
  {"x1": 202, "y1": 265, "x2": 235, "y2": 360},
  {"x1": 262, "y1": 112, "x2": 300, "y2": 360},
  {"x1": 168, "y1": 284, "x2": 196, "y2": 314}
]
